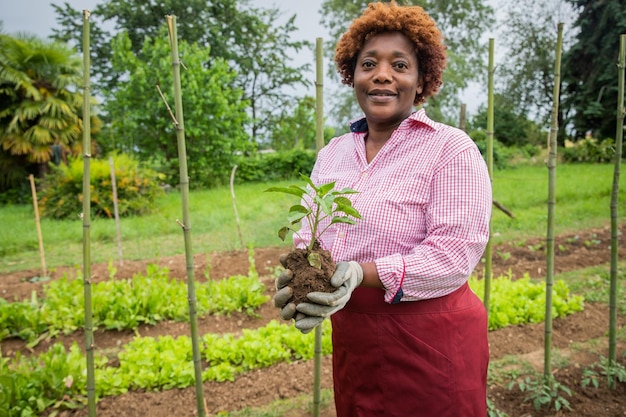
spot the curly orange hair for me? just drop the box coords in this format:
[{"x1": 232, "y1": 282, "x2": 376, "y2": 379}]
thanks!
[{"x1": 334, "y1": 1, "x2": 447, "y2": 106}]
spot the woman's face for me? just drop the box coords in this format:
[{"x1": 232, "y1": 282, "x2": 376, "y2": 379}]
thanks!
[{"x1": 353, "y1": 31, "x2": 422, "y2": 128}]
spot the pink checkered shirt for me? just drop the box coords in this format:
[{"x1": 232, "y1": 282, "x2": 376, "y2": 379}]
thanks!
[{"x1": 294, "y1": 109, "x2": 492, "y2": 303}]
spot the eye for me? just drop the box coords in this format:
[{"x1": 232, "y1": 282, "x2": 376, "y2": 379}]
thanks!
[
  {"x1": 394, "y1": 62, "x2": 409, "y2": 70},
  {"x1": 361, "y1": 60, "x2": 375, "y2": 69}
]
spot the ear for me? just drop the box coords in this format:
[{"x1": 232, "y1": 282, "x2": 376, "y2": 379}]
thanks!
[{"x1": 416, "y1": 72, "x2": 424, "y2": 95}]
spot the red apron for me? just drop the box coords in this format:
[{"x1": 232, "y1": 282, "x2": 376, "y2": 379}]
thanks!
[{"x1": 331, "y1": 283, "x2": 488, "y2": 417}]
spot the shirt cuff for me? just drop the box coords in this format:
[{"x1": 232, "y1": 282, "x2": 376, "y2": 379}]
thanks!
[{"x1": 376, "y1": 254, "x2": 406, "y2": 304}]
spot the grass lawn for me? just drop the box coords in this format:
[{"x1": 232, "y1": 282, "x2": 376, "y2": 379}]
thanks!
[{"x1": 0, "y1": 162, "x2": 624, "y2": 273}]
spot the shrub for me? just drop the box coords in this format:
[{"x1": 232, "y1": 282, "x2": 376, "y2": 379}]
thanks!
[
  {"x1": 562, "y1": 137, "x2": 617, "y2": 163},
  {"x1": 38, "y1": 153, "x2": 164, "y2": 219},
  {"x1": 468, "y1": 130, "x2": 513, "y2": 169},
  {"x1": 234, "y1": 149, "x2": 317, "y2": 183}
]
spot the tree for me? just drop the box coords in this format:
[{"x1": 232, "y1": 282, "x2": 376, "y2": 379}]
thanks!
[
  {"x1": 562, "y1": 0, "x2": 626, "y2": 139},
  {"x1": 496, "y1": 0, "x2": 577, "y2": 144},
  {"x1": 471, "y1": 93, "x2": 546, "y2": 147},
  {"x1": 319, "y1": 0, "x2": 495, "y2": 127},
  {"x1": 0, "y1": 33, "x2": 100, "y2": 191},
  {"x1": 104, "y1": 30, "x2": 250, "y2": 188},
  {"x1": 269, "y1": 96, "x2": 336, "y2": 151},
  {"x1": 51, "y1": 0, "x2": 310, "y2": 144},
  {"x1": 235, "y1": 7, "x2": 311, "y2": 142}
]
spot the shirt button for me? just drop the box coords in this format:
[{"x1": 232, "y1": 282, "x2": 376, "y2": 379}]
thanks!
[
  {"x1": 338, "y1": 232, "x2": 346, "y2": 239},
  {"x1": 361, "y1": 172, "x2": 368, "y2": 178}
]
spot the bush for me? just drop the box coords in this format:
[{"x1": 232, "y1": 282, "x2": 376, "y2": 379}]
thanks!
[
  {"x1": 468, "y1": 130, "x2": 513, "y2": 169},
  {"x1": 562, "y1": 137, "x2": 617, "y2": 163},
  {"x1": 234, "y1": 149, "x2": 317, "y2": 183},
  {"x1": 38, "y1": 153, "x2": 164, "y2": 219}
]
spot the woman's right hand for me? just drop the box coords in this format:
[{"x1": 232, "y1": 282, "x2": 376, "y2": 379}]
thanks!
[{"x1": 273, "y1": 254, "x2": 297, "y2": 320}]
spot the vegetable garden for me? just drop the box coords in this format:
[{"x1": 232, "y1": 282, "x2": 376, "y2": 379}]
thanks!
[
  {"x1": 1, "y1": 6, "x2": 625, "y2": 417},
  {"x1": 1, "y1": 222, "x2": 625, "y2": 416}
]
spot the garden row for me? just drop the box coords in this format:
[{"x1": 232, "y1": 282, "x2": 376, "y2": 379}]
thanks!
[{"x1": 0, "y1": 262, "x2": 585, "y2": 416}]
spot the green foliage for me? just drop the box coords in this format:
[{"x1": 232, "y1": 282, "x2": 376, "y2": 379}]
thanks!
[
  {"x1": 37, "y1": 154, "x2": 164, "y2": 219},
  {"x1": 234, "y1": 149, "x2": 317, "y2": 183},
  {"x1": 0, "y1": 320, "x2": 333, "y2": 412},
  {"x1": 562, "y1": 137, "x2": 617, "y2": 163},
  {"x1": 469, "y1": 274, "x2": 584, "y2": 330},
  {"x1": 51, "y1": 1, "x2": 310, "y2": 145},
  {"x1": 470, "y1": 93, "x2": 548, "y2": 147},
  {"x1": 581, "y1": 356, "x2": 626, "y2": 388},
  {"x1": 0, "y1": 343, "x2": 89, "y2": 416},
  {"x1": 268, "y1": 96, "x2": 336, "y2": 151},
  {"x1": 0, "y1": 32, "x2": 100, "y2": 193},
  {"x1": 487, "y1": 398, "x2": 510, "y2": 417},
  {"x1": 265, "y1": 174, "x2": 361, "y2": 251},
  {"x1": 563, "y1": 0, "x2": 626, "y2": 139},
  {"x1": 103, "y1": 31, "x2": 251, "y2": 188},
  {"x1": 0, "y1": 264, "x2": 268, "y2": 343},
  {"x1": 495, "y1": 0, "x2": 577, "y2": 137},
  {"x1": 468, "y1": 129, "x2": 514, "y2": 169},
  {"x1": 509, "y1": 375, "x2": 573, "y2": 412}
]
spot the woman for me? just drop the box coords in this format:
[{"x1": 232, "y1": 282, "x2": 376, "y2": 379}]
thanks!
[{"x1": 274, "y1": 2, "x2": 492, "y2": 416}]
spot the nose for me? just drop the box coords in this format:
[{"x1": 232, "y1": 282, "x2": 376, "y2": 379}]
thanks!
[{"x1": 373, "y1": 62, "x2": 392, "y2": 83}]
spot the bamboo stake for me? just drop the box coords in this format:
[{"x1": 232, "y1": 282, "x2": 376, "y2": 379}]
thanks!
[
  {"x1": 81, "y1": 9, "x2": 96, "y2": 417},
  {"x1": 165, "y1": 15, "x2": 206, "y2": 416},
  {"x1": 544, "y1": 22, "x2": 564, "y2": 382},
  {"x1": 109, "y1": 157, "x2": 123, "y2": 266},
  {"x1": 483, "y1": 38, "x2": 495, "y2": 317},
  {"x1": 315, "y1": 37, "x2": 324, "y2": 153},
  {"x1": 230, "y1": 165, "x2": 245, "y2": 250},
  {"x1": 608, "y1": 34, "x2": 625, "y2": 389},
  {"x1": 28, "y1": 174, "x2": 47, "y2": 278},
  {"x1": 313, "y1": 36, "x2": 324, "y2": 417}
]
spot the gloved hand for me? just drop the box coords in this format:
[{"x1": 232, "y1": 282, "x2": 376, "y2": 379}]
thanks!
[
  {"x1": 294, "y1": 261, "x2": 363, "y2": 333},
  {"x1": 272, "y1": 254, "x2": 298, "y2": 320},
  {"x1": 272, "y1": 254, "x2": 322, "y2": 333}
]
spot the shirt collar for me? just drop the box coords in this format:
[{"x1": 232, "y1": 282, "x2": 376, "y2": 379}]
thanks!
[{"x1": 348, "y1": 109, "x2": 437, "y2": 133}]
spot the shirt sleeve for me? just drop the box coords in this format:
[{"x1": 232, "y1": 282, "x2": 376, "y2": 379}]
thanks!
[{"x1": 376, "y1": 145, "x2": 492, "y2": 303}]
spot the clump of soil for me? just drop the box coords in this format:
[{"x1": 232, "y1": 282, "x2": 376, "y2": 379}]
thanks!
[{"x1": 282, "y1": 241, "x2": 336, "y2": 305}]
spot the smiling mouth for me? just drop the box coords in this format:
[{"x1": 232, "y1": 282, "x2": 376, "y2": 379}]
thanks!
[{"x1": 368, "y1": 92, "x2": 397, "y2": 102}]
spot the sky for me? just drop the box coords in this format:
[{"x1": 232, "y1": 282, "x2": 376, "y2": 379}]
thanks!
[{"x1": 0, "y1": 0, "x2": 484, "y2": 115}]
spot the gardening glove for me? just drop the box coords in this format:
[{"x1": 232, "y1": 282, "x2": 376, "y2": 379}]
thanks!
[
  {"x1": 294, "y1": 261, "x2": 363, "y2": 332},
  {"x1": 273, "y1": 254, "x2": 297, "y2": 321}
]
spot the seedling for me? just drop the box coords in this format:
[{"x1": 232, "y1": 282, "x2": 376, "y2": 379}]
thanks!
[
  {"x1": 266, "y1": 173, "x2": 361, "y2": 268},
  {"x1": 265, "y1": 174, "x2": 361, "y2": 305}
]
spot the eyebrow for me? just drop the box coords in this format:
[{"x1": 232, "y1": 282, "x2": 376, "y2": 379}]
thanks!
[{"x1": 360, "y1": 49, "x2": 412, "y2": 59}]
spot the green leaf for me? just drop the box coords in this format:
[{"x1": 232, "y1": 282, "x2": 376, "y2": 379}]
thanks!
[
  {"x1": 335, "y1": 204, "x2": 361, "y2": 219},
  {"x1": 287, "y1": 212, "x2": 307, "y2": 224},
  {"x1": 334, "y1": 187, "x2": 359, "y2": 195},
  {"x1": 288, "y1": 204, "x2": 310, "y2": 215},
  {"x1": 265, "y1": 186, "x2": 305, "y2": 198},
  {"x1": 317, "y1": 181, "x2": 336, "y2": 197},
  {"x1": 331, "y1": 216, "x2": 357, "y2": 225},
  {"x1": 315, "y1": 195, "x2": 333, "y2": 216},
  {"x1": 278, "y1": 226, "x2": 290, "y2": 241}
]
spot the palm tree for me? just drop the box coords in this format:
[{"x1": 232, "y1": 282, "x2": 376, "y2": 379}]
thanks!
[{"x1": 0, "y1": 32, "x2": 98, "y2": 191}]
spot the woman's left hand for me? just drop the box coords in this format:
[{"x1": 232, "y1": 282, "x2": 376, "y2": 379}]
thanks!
[{"x1": 294, "y1": 261, "x2": 363, "y2": 331}]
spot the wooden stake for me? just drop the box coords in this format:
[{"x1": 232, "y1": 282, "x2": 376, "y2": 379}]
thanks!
[
  {"x1": 29, "y1": 174, "x2": 47, "y2": 278},
  {"x1": 109, "y1": 157, "x2": 123, "y2": 266}
]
